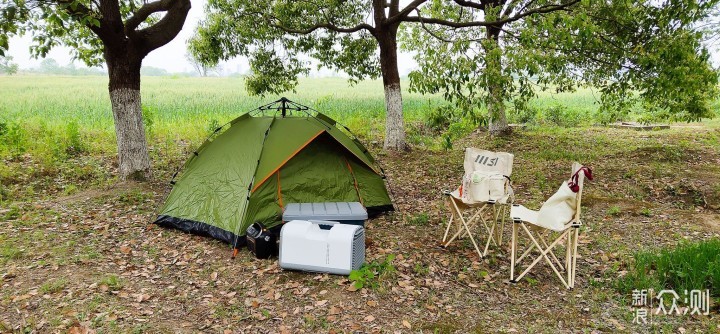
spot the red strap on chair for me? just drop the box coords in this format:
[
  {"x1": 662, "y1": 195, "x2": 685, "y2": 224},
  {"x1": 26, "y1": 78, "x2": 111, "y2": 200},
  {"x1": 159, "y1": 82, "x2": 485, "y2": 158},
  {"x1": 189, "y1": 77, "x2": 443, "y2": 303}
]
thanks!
[{"x1": 568, "y1": 166, "x2": 593, "y2": 193}]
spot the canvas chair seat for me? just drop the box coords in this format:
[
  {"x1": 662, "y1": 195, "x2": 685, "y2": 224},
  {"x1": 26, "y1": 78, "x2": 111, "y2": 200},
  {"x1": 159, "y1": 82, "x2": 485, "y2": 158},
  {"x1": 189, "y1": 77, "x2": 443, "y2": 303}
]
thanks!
[
  {"x1": 442, "y1": 148, "x2": 514, "y2": 259},
  {"x1": 509, "y1": 205, "x2": 539, "y2": 227},
  {"x1": 509, "y1": 162, "x2": 592, "y2": 289}
]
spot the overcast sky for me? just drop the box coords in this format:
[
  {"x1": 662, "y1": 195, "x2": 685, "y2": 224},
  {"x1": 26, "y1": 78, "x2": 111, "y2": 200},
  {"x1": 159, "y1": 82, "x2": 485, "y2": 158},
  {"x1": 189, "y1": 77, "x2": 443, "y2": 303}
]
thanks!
[
  {"x1": 7, "y1": 0, "x2": 229, "y2": 73},
  {"x1": 5, "y1": 1, "x2": 720, "y2": 74},
  {"x1": 5, "y1": 0, "x2": 419, "y2": 76}
]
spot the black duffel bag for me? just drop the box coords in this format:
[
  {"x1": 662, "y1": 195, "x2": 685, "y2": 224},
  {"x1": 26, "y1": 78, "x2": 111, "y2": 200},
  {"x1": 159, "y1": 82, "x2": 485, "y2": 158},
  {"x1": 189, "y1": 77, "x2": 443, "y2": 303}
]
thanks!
[{"x1": 246, "y1": 222, "x2": 278, "y2": 259}]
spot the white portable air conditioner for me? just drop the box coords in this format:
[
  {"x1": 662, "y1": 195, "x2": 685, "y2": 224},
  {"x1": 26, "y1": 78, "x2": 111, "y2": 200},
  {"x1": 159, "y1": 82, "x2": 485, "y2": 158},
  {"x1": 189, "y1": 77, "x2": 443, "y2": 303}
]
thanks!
[{"x1": 279, "y1": 220, "x2": 365, "y2": 275}]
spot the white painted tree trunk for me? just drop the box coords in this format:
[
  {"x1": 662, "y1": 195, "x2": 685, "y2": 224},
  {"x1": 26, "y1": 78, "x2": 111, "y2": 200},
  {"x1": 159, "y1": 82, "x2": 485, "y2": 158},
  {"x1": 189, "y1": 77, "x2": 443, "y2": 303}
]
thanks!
[
  {"x1": 110, "y1": 88, "x2": 151, "y2": 181},
  {"x1": 383, "y1": 83, "x2": 406, "y2": 150}
]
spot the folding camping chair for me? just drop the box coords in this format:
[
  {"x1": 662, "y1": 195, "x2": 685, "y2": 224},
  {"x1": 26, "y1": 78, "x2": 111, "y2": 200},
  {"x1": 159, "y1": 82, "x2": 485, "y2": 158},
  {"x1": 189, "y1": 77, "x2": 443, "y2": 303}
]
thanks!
[
  {"x1": 442, "y1": 148, "x2": 514, "y2": 259},
  {"x1": 509, "y1": 162, "x2": 592, "y2": 289}
]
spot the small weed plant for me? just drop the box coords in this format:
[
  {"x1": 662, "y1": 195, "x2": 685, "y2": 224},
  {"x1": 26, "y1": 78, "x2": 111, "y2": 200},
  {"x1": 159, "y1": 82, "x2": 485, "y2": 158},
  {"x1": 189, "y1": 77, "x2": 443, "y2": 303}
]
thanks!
[
  {"x1": 607, "y1": 205, "x2": 621, "y2": 216},
  {"x1": 407, "y1": 212, "x2": 430, "y2": 226},
  {"x1": 349, "y1": 254, "x2": 397, "y2": 290}
]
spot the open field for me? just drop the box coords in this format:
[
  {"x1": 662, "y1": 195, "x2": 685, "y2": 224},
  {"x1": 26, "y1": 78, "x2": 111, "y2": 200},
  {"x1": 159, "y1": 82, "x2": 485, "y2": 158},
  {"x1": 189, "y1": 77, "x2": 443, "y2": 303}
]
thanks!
[
  {"x1": 1, "y1": 76, "x2": 720, "y2": 333},
  {"x1": 0, "y1": 75, "x2": 603, "y2": 143},
  {"x1": 0, "y1": 75, "x2": 618, "y2": 205}
]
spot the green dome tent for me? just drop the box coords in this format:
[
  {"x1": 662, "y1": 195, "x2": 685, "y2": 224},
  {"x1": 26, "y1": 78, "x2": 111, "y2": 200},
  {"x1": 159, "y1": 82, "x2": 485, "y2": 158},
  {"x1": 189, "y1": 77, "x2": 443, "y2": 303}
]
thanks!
[{"x1": 154, "y1": 98, "x2": 393, "y2": 248}]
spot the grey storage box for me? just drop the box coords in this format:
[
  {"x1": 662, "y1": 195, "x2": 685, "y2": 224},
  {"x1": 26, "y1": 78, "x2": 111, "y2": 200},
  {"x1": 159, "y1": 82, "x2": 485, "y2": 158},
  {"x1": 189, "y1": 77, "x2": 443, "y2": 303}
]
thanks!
[{"x1": 283, "y1": 202, "x2": 368, "y2": 226}]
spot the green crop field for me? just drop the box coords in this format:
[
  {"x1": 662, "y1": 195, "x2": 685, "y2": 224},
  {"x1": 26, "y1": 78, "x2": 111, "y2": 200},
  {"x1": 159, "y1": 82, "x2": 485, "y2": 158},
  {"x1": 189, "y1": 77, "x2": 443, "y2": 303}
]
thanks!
[
  {"x1": 0, "y1": 75, "x2": 717, "y2": 204},
  {"x1": 0, "y1": 75, "x2": 603, "y2": 136},
  {"x1": 0, "y1": 75, "x2": 615, "y2": 160},
  {"x1": 1, "y1": 76, "x2": 445, "y2": 140}
]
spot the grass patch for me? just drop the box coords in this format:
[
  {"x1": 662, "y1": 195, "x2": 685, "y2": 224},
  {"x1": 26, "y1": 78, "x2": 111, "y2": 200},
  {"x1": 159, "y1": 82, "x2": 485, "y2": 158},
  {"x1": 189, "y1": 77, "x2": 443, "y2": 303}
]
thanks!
[
  {"x1": 40, "y1": 278, "x2": 68, "y2": 294},
  {"x1": 616, "y1": 239, "x2": 720, "y2": 297},
  {"x1": 117, "y1": 189, "x2": 152, "y2": 205},
  {"x1": 421, "y1": 318, "x2": 460, "y2": 333},
  {"x1": 0, "y1": 243, "x2": 23, "y2": 264},
  {"x1": 99, "y1": 274, "x2": 124, "y2": 291},
  {"x1": 407, "y1": 212, "x2": 430, "y2": 226}
]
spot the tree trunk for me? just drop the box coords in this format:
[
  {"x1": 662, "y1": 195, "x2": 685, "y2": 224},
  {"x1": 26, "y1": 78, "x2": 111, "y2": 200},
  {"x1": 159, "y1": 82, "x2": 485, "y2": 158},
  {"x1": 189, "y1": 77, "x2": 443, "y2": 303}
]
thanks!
[
  {"x1": 378, "y1": 27, "x2": 407, "y2": 151},
  {"x1": 484, "y1": 26, "x2": 510, "y2": 135},
  {"x1": 106, "y1": 48, "x2": 151, "y2": 181}
]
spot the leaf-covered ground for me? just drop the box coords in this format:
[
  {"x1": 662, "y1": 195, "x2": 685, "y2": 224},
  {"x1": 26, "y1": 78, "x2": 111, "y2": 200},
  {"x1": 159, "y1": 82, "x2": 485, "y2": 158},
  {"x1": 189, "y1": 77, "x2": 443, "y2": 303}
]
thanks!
[{"x1": 2, "y1": 125, "x2": 720, "y2": 333}]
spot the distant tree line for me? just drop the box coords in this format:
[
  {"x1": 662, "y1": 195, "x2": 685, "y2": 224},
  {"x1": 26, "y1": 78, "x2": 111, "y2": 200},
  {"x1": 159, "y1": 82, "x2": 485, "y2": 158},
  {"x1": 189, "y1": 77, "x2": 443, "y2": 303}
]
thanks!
[
  {"x1": 0, "y1": 57, "x2": 215, "y2": 77},
  {"x1": 0, "y1": 55, "x2": 18, "y2": 74},
  {"x1": 23, "y1": 58, "x2": 178, "y2": 76}
]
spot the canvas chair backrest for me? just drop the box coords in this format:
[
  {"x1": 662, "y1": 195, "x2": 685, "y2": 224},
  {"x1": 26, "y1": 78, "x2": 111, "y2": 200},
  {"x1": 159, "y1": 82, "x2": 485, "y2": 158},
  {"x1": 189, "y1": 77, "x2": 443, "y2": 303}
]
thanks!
[
  {"x1": 535, "y1": 162, "x2": 591, "y2": 231},
  {"x1": 463, "y1": 148, "x2": 514, "y2": 177}
]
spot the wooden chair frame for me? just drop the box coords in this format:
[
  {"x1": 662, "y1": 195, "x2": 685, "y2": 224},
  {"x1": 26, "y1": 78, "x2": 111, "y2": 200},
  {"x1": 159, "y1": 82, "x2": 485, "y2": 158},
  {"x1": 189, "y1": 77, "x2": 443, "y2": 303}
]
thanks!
[
  {"x1": 442, "y1": 195, "x2": 510, "y2": 259},
  {"x1": 509, "y1": 163, "x2": 586, "y2": 289}
]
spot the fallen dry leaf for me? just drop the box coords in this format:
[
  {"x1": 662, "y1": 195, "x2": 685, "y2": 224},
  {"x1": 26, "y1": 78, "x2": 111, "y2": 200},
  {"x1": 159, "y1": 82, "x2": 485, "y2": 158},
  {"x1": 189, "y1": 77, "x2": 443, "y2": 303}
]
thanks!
[{"x1": 68, "y1": 323, "x2": 95, "y2": 334}]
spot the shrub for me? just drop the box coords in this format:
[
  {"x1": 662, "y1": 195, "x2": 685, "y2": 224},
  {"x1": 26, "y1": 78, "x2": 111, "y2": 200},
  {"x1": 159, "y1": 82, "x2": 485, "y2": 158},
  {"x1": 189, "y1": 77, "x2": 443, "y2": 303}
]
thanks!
[
  {"x1": 509, "y1": 105, "x2": 538, "y2": 124},
  {"x1": 616, "y1": 239, "x2": 720, "y2": 298},
  {"x1": 65, "y1": 121, "x2": 86, "y2": 156},
  {"x1": 207, "y1": 118, "x2": 221, "y2": 136},
  {"x1": 540, "y1": 104, "x2": 582, "y2": 127},
  {"x1": 0, "y1": 121, "x2": 28, "y2": 159},
  {"x1": 425, "y1": 105, "x2": 454, "y2": 133},
  {"x1": 142, "y1": 105, "x2": 157, "y2": 139},
  {"x1": 440, "y1": 118, "x2": 477, "y2": 150}
]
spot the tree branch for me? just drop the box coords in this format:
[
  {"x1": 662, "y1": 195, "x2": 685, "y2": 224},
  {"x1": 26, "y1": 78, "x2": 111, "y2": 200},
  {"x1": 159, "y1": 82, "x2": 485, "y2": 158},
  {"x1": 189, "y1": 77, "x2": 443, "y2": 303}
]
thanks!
[
  {"x1": 385, "y1": 0, "x2": 427, "y2": 25},
  {"x1": 452, "y1": 0, "x2": 485, "y2": 10},
  {"x1": 272, "y1": 21, "x2": 374, "y2": 34},
  {"x1": 389, "y1": 0, "x2": 400, "y2": 16},
  {"x1": 98, "y1": 0, "x2": 124, "y2": 40},
  {"x1": 53, "y1": 0, "x2": 113, "y2": 43},
  {"x1": 500, "y1": 0, "x2": 525, "y2": 17},
  {"x1": 404, "y1": 0, "x2": 579, "y2": 28},
  {"x1": 133, "y1": 0, "x2": 191, "y2": 56},
  {"x1": 125, "y1": 0, "x2": 175, "y2": 35}
]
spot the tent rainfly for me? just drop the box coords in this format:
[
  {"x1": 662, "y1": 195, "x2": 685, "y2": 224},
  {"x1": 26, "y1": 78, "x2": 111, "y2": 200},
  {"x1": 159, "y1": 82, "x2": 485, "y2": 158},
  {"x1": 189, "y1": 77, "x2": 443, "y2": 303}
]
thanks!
[{"x1": 154, "y1": 98, "x2": 393, "y2": 248}]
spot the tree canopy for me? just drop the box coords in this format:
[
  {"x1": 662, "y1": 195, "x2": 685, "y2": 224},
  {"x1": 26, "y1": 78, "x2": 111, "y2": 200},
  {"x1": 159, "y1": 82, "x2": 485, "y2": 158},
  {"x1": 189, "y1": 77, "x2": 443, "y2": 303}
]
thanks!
[
  {"x1": 403, "y1": 0, "x2": 720, "y2": 126},
  {"x1": 190, "y1": 0, "x2": 586, "y2": 148}
]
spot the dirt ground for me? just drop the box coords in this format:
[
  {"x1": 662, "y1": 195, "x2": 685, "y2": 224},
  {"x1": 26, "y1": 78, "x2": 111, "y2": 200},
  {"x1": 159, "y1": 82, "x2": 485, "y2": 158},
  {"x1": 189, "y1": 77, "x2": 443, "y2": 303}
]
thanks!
[{"x1": 2, "y1": 126, "x2": 720, "y2": 333}]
